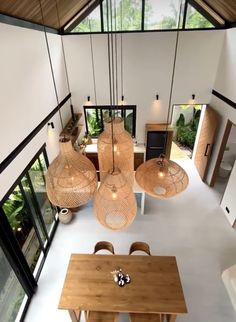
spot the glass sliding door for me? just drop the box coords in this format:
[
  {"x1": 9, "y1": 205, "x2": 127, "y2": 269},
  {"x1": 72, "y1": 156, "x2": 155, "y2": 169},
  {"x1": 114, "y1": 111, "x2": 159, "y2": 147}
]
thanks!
[
  {"x1": 21, "y1": 175, "x2": 47, "y2": 245},
  {"x1": 0, "y1": 144, "x2": 58, "y2": 321},
  {"x1": 28, "y1": 154, "x2": 57, "y2": 237},
  {"x1": 0, "y1": 246, "x2": 27, "y2": 322},
  {"x1": 2, "y1": 186, "x2": 43, "y2": 274}
]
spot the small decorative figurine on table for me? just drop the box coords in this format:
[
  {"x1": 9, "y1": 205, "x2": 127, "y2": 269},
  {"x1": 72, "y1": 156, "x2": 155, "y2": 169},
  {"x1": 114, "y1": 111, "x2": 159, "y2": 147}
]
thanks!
[{"x1": 111, "y1": 268, "x2": 131, "y2": 287}]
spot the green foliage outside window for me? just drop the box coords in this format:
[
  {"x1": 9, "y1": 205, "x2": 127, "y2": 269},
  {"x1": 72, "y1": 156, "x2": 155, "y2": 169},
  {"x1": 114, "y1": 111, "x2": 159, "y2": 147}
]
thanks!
[
  {"x1": 176, "y1": 107, "x2": 201, "y2": 150},
  {"x1": 86, "y1": 110, "x2": 103, "y2": 136},
  {"x1": 70, "y1": 0, "x2": 215, "y2": 33},
  {"x1": 186, "y1": 5, "x2": 214, "y2": 29},
  {"x1": 3, "y1": 188, "x2": 25, "y2": 232}
]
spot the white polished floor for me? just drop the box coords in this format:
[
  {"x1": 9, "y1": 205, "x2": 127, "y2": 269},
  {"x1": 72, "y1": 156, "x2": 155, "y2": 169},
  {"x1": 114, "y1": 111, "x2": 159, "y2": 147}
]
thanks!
[{"x1": 24, "y1": 159, "x2": 236, "y2": 322}]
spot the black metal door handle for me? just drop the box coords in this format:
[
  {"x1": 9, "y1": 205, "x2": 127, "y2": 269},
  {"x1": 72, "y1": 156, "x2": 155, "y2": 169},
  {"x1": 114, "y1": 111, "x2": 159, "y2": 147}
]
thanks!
[{"x1": 204, "y1": 144, "x2": 210, "y2": 156}]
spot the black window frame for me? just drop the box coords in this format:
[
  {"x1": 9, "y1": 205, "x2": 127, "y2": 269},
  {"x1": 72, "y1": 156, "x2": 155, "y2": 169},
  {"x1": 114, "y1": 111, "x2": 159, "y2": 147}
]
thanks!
[
  {"x1": 63, "y1": 0, "x2": 224, "y2": 34},
  {"x1": 0, "y1": 143, "x2": 58, "y2": 322},
  {"x1": 84, "y1": 105, "x2": 137, "y2": 138}
]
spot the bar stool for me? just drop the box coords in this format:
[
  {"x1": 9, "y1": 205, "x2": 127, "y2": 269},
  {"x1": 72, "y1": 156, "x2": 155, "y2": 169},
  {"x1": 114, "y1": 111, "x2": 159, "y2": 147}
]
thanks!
[{"x1": 129, "y1": 241, "x2": 151, "y2": 255}]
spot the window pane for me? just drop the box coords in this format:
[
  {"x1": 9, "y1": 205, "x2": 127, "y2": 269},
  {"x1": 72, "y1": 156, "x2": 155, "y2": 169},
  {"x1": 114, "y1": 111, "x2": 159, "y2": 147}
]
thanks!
[
  {"x1": 28, "y1": 157, "x2": 57, "y2": 235},
  {"x1": 103, "y1": 0, "x2": 142, "y2": 31},
  {"x1": 21, "y1": 176, "x2": 47, "y2": 244},
  {"x1": 0, "y1": 247, "x2": 27, "y2": 322},
  {"x1": 71, "y1": 5, "x2": 101, "y2": 32},
  {"x1": 145, "y1": 0, "x2": 182, "y2": 30},
  {"x1": 124, "y1": 109, "x2": 134, "y2": 135},
  {"x1": 185, "y1": 4, "x2": 214, "y2": 29},
  {"x1": 86, "y1": 109, "x2": 103, "y2": 137},
  {"x1": 2, "y1": 186, "x2": 42, "y2": 273}
]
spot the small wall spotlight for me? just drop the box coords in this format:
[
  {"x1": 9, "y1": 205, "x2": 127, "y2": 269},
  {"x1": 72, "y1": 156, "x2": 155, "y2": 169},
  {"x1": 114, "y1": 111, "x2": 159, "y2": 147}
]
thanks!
[
  {"x1": 156, "y1": 94, "x2": 159, "y2": 100},
  {"x1": 48, "y1": 122, "x2": 54, "y2": 129},
  {"x1": 87, "y1": 96, "x2": 90, "y2": 102},
  {"x1": 192, "y1": 94, "x2": 195, "y2": 100}
]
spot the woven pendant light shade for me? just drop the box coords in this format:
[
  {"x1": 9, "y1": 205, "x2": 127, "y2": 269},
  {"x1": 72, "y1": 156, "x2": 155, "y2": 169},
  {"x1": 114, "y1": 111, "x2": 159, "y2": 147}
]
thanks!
[
  {"x1": 46, "y1": 138, "x2": 97, "y2": 208},
  {"x1": 94, "y1": 169, "x2": 137, "y2": 230},
  {"x1": 97, "y1": 117, "x2": 134, "y2": 185},
  {"x1": 135, "y1": 155, "x2": 188, "y2": 199}
]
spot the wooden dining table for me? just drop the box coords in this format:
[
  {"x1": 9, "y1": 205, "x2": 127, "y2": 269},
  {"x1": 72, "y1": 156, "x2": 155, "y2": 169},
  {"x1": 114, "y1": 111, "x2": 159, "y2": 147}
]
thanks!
[{"x1": 58, "y1": 254, "x2": 187, "y2": 322}]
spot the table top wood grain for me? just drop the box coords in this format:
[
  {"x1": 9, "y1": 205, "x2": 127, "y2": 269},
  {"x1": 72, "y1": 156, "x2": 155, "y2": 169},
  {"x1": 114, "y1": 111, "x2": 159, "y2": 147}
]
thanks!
[{"x1": 58, "y1": 254, "x2": 187, "y2": 315}]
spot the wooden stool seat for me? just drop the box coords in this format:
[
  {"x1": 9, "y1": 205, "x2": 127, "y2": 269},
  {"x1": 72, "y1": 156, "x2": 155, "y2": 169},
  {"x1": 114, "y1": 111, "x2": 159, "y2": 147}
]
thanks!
[
  {"x1": 93, "y1": 241, "x2": 115, "y2": 254},
  {"x1": 129, "y1": 313, "x2": 163, "y2": 322},
  {"x1": 87, "y1": 311, "x2": 118, "y2": 322},
  {"x1": 129, "y1": 241, "x2": 151, "y2": 255}
]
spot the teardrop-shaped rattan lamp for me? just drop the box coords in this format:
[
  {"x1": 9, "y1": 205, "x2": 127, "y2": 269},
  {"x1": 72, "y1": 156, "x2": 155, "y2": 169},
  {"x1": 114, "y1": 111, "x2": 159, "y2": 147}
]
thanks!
[
  {"x1": 46, "y1": 138, "x2": 97, "y2": 208},
  {"x1": 97, "y1": 117, "x2": 134, "y2": 186},
  {"x1": 135, "y1": 154, "x2": 188, "y2": 199},
  {"x1": 94, "y1": 168, "x2": 137, "y2": 230}
]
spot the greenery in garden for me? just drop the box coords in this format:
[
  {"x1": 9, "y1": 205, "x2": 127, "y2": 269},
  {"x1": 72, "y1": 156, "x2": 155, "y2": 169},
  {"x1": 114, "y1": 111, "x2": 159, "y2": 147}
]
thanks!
[
  {"x1": 86, "y1": 109, "x2": 133, "y2": 137},
  {"x1": 3, "y1": 187, "x2": 25, "y2": 232},
  {"x1": 86, "y1": 110, "x2": 103, "y2": 136},
  {"x1": 176, "y1": 106, "x2": 201, "y2": 150}
]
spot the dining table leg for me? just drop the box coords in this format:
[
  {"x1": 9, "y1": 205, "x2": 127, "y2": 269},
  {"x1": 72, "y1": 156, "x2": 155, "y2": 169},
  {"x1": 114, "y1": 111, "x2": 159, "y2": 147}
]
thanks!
[
  {"x1": 68, "y1": 309, "x2": 81, "y2": 322},
  {"x1": 166, "y1": 314, "x2": 177, "y2": 322}
]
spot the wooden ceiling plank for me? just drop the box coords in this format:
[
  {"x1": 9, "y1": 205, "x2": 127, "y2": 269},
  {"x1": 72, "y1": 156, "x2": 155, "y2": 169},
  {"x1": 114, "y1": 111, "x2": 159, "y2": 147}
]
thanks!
[
  {"x1": 1, "y1": 0, "x2": 235, "y2": 29},
  {"x1": 204, "y1": 0, "x2": 236, "y2": 23}
]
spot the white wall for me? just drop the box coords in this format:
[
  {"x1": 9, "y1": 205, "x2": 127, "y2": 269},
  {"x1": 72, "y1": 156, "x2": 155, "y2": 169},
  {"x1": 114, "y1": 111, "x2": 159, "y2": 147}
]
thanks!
[
  {"x1": 206, "y1": 28, "x2": 236, "y2": 183},
  {"x1": 0, "y1": 23, "x2": 70, "y2": 200},
  {"x1": 223, "y1": 125, "x2": 236, "y2": 164},
  {"x1": 204, "y1": 28, "x2": 236, "y2": 220},
  {"x1": 63, "y1": 30, "x2": 224, "y2": 143},
  {"x1": 221, "y1": 160, "x2": 236, "y2": 226}
]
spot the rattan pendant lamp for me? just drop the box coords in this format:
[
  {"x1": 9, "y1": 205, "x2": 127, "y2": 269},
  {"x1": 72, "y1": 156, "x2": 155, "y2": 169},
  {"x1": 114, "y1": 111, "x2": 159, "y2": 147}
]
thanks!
[
  {"x1": 46, "y1": 138, "x2": 98, "y2": 208},
  {"x1": 94, "y1": 0, "x2": 136, "y2": 230},
  {"x1": 135, "y1": 1, "x2": 189, "y2": 199},
  {"x1": 97, "y1": 116, "x2": 134, "y2": 185},
  {"x1": 43, "y1": 0, "x2": 97, "y2": 208}
]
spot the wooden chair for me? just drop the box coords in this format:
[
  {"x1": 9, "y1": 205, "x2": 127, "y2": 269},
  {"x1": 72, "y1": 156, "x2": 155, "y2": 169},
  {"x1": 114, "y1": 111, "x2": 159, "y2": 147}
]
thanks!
[
  {"x1": 129, "y1": 313, "x2": 164, "y2": 322},
  {"x1": 129, "y1": 241, "x2": 151, "y2": 255},
  {"x1": 93, "y1": 241, "x2": 115, "y2": 254},
  {"x1": 87, "y1": 311, "x2": 118, "y2": 322}
]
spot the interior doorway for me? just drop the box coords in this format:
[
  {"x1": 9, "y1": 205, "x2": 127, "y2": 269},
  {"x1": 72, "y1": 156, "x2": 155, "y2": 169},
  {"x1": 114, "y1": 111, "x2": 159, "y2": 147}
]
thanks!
[
  {"x1": 170, "y1": 104, "x2": 204, "y2": 160},
  {"x1": 211, "y1": 120, "x2": 236, "y2": 198}
]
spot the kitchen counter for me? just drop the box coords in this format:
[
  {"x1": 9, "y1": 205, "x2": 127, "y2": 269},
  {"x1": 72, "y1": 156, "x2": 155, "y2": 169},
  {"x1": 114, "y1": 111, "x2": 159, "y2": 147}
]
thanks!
[{"x1": 85, "y1": 143, "x2": 145, "y2": 153}]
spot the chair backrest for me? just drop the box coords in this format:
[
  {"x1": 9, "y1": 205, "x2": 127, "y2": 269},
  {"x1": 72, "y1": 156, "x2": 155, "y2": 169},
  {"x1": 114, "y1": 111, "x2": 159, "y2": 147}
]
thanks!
[
  {"x1": 93, "y1": 241, "x2": 115, "y2": 254},
  {"x1": 129, "y1": 242, "x2": 151, "y2": 255}
]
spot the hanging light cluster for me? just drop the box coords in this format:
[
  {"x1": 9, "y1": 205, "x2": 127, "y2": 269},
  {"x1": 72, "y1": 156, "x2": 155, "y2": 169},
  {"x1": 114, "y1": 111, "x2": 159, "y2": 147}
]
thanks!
[
  {"x1": 93, "y1": 0, "x2": 136, "y2": 230},
  {"x1": 45, "y1": 0, "x2": 188, "y2": 230}
]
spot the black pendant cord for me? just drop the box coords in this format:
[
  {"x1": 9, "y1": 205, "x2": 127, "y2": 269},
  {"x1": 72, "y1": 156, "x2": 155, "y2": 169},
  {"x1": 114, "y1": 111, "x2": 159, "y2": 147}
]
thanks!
[
  {"x1": 110, "y1": 0, "x2": 115, "y2": 108},
  {"x1": 164, "y1": 0, "x2": 183, "y2": 155},
  {"x1": 54, "y1": 0, "x2": 75, "y2": 118},
  {"x1": 114, "y1": 0, "x2": 119, "y2": 105},
  {"x1": 89, "y1": 19, "x2": 98, "y2": 106},
  {"x1": 120, "y1": 1, "x2": 124, "y2": 100},
  {"x1": 106, "y1": 0, "x2": 115, "y2": 172},
  {"x1": 38, "y1": 0, "x2": 64, "y2": 131}
]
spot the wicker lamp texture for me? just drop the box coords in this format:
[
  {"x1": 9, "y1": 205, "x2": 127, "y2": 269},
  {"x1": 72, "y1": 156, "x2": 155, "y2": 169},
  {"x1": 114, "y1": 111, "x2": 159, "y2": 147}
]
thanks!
[
  {"x1": 94, "y1": 169, "x2": 137, "y2": 230},
  {"x1": 135, "y1": 156, "x2": 189, "y2": 199},
  {"x1": 97, "y1": 117, "x2": 134, "y2": 186},
  {"x1": 46, "y1": 138, "x2": 97, "y2": 208}
]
